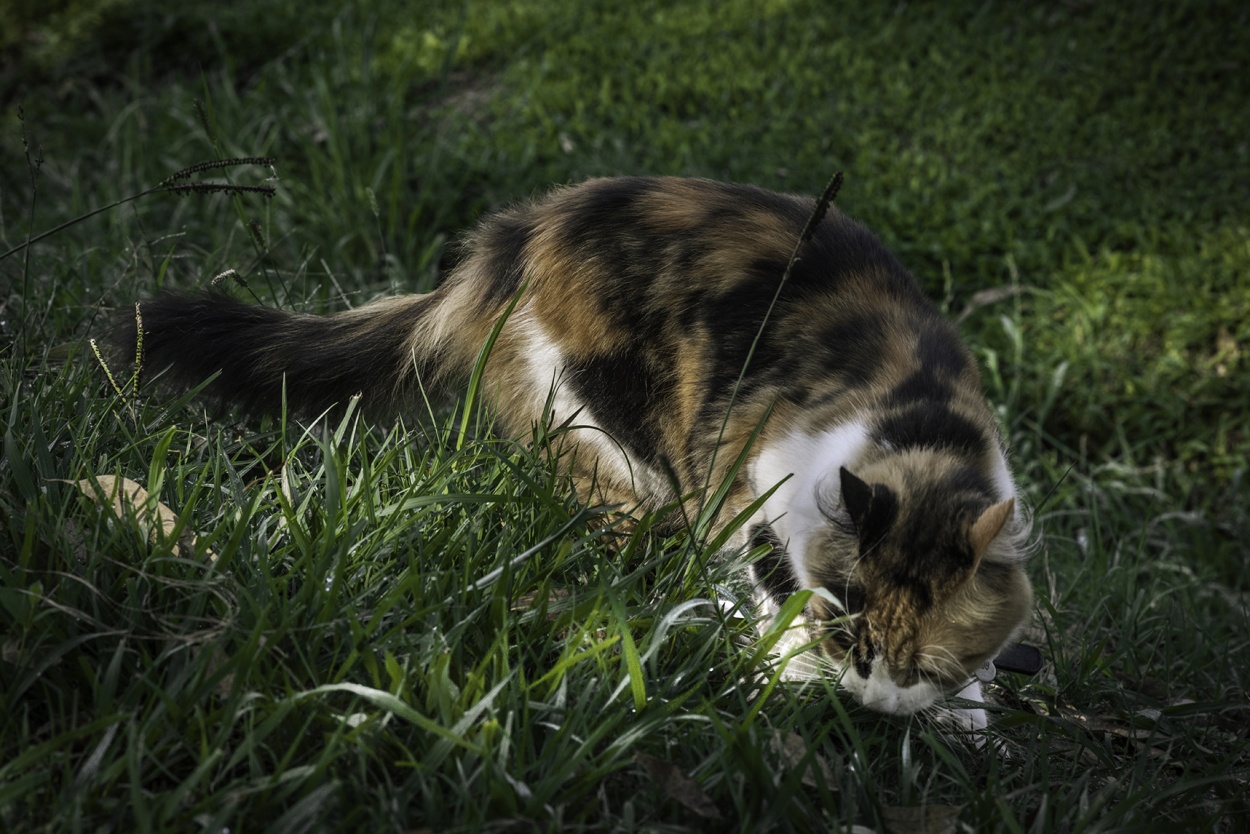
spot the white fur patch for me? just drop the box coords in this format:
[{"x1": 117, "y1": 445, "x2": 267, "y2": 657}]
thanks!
[
  {"x1": 748, "y1": 420, "x2": 870, "y2": 588},
  {"x1": 515, "y1": 316, "x2": 665, "y2": 498},
  {"x1": 838, "y1": 659, "x2": 945, "y2": 716},
  {"x1": 990, "y1": 450, "x2": 1015, "y2": 503}
]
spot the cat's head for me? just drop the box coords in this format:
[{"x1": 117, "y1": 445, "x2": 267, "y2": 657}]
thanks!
[{"x1": 805, "y1": 459, "x2": 1032, "y2": 715}]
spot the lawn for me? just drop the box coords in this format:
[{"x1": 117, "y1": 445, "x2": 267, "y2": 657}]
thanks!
[{"x1": 2, "y1": 0, "x2": 1248, "y2": 831}]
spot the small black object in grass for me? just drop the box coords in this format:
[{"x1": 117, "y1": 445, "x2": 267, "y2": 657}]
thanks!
[{"x1": 992, "y1": 642, "x2": 1043, "y2": 676}]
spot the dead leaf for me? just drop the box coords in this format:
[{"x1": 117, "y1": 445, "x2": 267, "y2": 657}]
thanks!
[
  {"x1": 198, "y1": 646, "x2": 235, "y2": 699},
  {"x1": 68, "y1": 475, "x2": 215, "y2": 561},
  {"x1": 634, "y1": 752, "x2": 723, "y2": 820},
  {"x1": 1053, "y1": 704, "x2": 1178, "y2": 760},
  {"x1": 510, "y1": 587, "x2": 571, "y2": 616},
  {"x1": 770, "y1": 730, "x2": 836, "y2": 789},
  {"x1": 1044, "y1": 737, "x2": 1101, "y2": 767},
  {"x1": 61, "y1": 517, "x2": 90, "y2": 564},
  {"x1": 882, "y1": 804, "x2": 963, "y2": 834},
  {"x1": 955, "y1": 285, "x2": 1028, "y2": 324}
]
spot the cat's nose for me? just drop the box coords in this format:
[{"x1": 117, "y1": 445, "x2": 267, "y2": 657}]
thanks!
[{"x1": 862, "y1": 689, "x2": 901, "y2": 714}]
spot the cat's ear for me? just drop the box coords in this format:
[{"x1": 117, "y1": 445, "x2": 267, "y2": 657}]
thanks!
[
  {"x1": 839, "y1": 467, "x2": 897, "y2": 550},
  {"x1": 968, "y1": 497, "x2": 1015, "y2": 567},
  {"x1": 839, "y1": 467, "x2": 874, "y2": 526}
]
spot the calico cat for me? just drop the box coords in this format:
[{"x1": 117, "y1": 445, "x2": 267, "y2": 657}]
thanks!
[{"x1": 120, "y1": 176, "x2": 1033, "y2": 727}]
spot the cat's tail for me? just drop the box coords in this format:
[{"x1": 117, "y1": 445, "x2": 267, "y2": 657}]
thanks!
[{"x1": 114, "y1": 290, "x2": 456, "y2": 418}]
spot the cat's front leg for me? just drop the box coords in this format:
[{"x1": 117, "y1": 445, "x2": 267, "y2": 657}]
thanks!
[{"x1": 950, "y1": 679, "x2": 988, "y2": 732}]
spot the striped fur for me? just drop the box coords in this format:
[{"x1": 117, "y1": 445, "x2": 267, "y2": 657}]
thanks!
[{"x1": 121, "y1": 176, "x2": 1033, "y2": 720}]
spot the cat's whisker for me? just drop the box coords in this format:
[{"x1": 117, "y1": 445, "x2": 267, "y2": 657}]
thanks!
[
  {"x1": 917, "y1": 649, "x2": 962, "y2": 675},
  {"x1": 916, "y1": 648, "x2": 967, "y2": 684}
]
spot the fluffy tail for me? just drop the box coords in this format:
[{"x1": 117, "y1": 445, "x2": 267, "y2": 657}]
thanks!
[{"x1": 116, "y1": 291, "x2": 444, "y2": 417}]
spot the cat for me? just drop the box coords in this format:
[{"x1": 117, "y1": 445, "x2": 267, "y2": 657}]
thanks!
[{"x1": 119, "y1": 175, "x2": 1033, "y2": 729}]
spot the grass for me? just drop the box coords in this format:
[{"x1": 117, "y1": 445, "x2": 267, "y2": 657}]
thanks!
[{"x1": 2, "y1": 0, "x2": 1249, "y2": 830}]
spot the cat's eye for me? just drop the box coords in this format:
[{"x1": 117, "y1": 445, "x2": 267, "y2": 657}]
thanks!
[{"x1": 815, "y1": 582, "x2": 865, "y2": 616}]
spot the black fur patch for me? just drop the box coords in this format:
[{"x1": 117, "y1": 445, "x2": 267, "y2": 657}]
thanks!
[
  {"x1": 564, "y1": 348, "x2": 669, "y2": 467},
  {"x1": 479, "y1": 214, "x2": 537, "y2": 305},
  {"x1": 940, "y1": 465, "x2": 997, "y2": 499},
  {"x1": 805, "y1": 214, "x2": 919, "y2": 300},
  {"x1": 122, "y1": 291, "x2": 421, "y2": 417},
  {"x1": 558, "y1": 177, "x2": 659, "y2": 256},
  {"x1": 915, "y1": 326, "x2": 969, "y2": 378},
  {"x1": 873, "y1": 404, "x2": 988, "y2": 457},
  {"x1": 852, "y1": 639, "x2": 874, "y2": 679},
  {"x1": 596, "y1": 276, "x2": 669, "y2": 343},
  {"x1": 842, "y1": 582, "x2": 867, "y2": 616},
  {"x1": 749, "y1": 522, "x2": 797, "y2": 603},
  {"x1": 885, "y1": 369, "x2": 953, "y2": 408},
  {"x1": 667, "y1": 239, "x2": 716, "y2": 291},
  {"x1": 701, "y1": 181, "x2": 812, "y2": 230},
  {"x1": 698, "y1": 280, "x2": 794, "y2": 407},
  {"x1": 557, "y1": 180, "x2": 670, "y2": 330},
  {"x1": 839, "y1": 467, "x2": 898, "y2": 554},
  {"x1": 882, "y1": 571, "x2": 935, "y2": 610},
  {"x1": 743, "y1": 253, "x2": 842, "y2": 305},
  {"x1": 816, "y1": 312, "x2": 891, "y2": 388}
]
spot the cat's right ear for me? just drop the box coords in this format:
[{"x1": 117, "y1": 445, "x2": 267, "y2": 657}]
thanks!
[
  {"x1": 839, "y1": 467, "x2": 897, "y2": 551},
  {"x1": 968, "y1": 497, "x2": 1015, "y2": 569}
]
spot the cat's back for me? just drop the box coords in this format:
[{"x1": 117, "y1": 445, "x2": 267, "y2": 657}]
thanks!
[
  {"x1": 429, "y1": 177, "x2": 985, "y2": 508},
  {"x1": 446, "y1": 176, "x2": 937, "y2": 369},
  {"x1": 498, "y1": 176, "x2": 921, "y2": 305}
]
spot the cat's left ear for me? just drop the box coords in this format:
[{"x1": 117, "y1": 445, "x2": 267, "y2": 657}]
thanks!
[
  {"x1": 968, "y1": 497, "x2": 1015, "y2": 569},
  {"x1": 839, "y1": 467, "x2": 898, "y2": 552}
]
